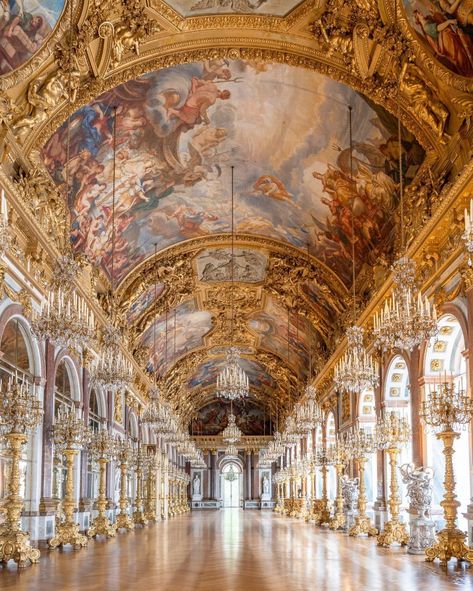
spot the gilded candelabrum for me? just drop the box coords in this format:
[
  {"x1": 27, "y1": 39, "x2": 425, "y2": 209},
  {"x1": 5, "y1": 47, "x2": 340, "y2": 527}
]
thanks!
[
  {"x1": 143, "y1": 449, "x2": 157, "y2": 522},
  {"x1": 313, "y1": 449, "x2": 332, "y2": 526},
  {"x1": 0, "y1": 377, "x2": 42, "y2": 568},
  {"x1": 347, "y1": 427, "x2": 378, "y2": 537},
  {"x1": 113, "y1": 437, "x2": 134, "y2": 532},
  {"x1": 87, "y1": 428, "x2": 116, "y2": 539},
  {"x1": 328, "y1": 439, "x2": 348, "y2": 531},
  {"x1": 421, "y1": 381, "x2": 473, "y2": 564},
  {"x1": 375, "y1": 412, "x2": 410, "y2": 548},
  {"x1": 49, "y1": 406, "x2": 90, "y2": 550},
  {"x1": 131, "y1": 447, "x2": 148, "y2": 527}
]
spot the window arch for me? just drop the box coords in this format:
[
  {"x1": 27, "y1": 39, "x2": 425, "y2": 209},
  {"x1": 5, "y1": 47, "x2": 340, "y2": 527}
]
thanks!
[
  {"x1": 423, "y1": 314, "x2": 469, "y2": 529},
  {"x1": 326, "y1": 412, "x2": 337, "y2": 499},
  {"x1": 358, "y1": 388, "x2": 377, "y2": 505}
]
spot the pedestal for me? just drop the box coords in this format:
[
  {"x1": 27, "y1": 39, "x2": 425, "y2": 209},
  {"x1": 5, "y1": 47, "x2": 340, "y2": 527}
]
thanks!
[{"x1": 407, "y1": 518, "x2": 437, "y2": 555}]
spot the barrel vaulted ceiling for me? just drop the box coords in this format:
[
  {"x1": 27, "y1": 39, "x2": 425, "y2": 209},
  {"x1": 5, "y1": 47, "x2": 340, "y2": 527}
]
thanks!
[{"x1": 2, "y1": 0, "x2": 470, "y2": 426}]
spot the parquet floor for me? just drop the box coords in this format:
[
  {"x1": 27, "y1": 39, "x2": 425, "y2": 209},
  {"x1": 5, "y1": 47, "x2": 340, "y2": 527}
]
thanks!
[{"x1": 2, "y1": 510, "x2": 473, "y2": 591}]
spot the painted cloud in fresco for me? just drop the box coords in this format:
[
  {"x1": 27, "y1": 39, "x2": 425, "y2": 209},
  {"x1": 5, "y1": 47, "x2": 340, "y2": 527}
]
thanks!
[
  {"x1": 141, "y1": 299, "x2": 213, "y2": 374},
  {"x1": 187, "y1": 356, "x2": 276, "y2": 390},
  {"x1": 168, "y1": 0, "x2": 301, "y2": 17},
  {"x1": 0, "y1": 0, "x2": 64, "y2": 75},
  {"x1": 42, "y1": 60, "x2": 424, "y2": 286},
  {"x1": 191, "y1": 399, "x2": 272, "y2": 436},
  {"x1": 403, "y1": 0, "x2": 473, "y2": 77}
]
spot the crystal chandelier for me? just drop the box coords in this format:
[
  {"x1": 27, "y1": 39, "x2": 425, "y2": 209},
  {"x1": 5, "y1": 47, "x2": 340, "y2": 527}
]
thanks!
[
  {"x1": 217, "y1": 347, "x2": 249, "y2": 401},
  {"x1": 141, "y1": 386, "x2": 162, "y2": 428},
  {"x1": 222, "y1": 410, "x2": 242, "y2": 444},
  {"x1": 373, "y1": 87, "x2": 437, "y2": 352},
  {"x1": 282, "y1": 414, "x2": 303, "y2": 447},
  {"x1": 296, "y1": 384, "x2": 323, "y2": 432},
  {"x1": 90, "y1": 325, "x2": 133, "y2": 394},
  {"x1": 224, "y1": 443, "x2": 238, "y2": 457},
  {"x1": 334, "y1": 107, "x2": 378, "y2": 394},
  {"x1": 52, "y1": 405, "x2": 90, "y2": 451},
  {"x1": 216, "y1": 167, "x2": 249, "y2": 401},
  {"x1": 463, "y1": 200, "x2": 473, "y2": 266},
  {"x1": 373, "y1": 257, "x2": 437, "y2": 352},
  {"x1": 334, "y1": 326, "x2": 379, "y2": 393}
]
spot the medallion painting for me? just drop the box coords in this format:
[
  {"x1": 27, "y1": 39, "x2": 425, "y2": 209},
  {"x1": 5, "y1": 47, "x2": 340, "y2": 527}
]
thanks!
[
  {"x1": 403, "y1": 0, "x2": 473, "y2": 77},
  {"x1": 42, "y1": 60, "x2": 424, "y2": 286},
  {"x1": 0, "y1": 0, "x2": 65, "y2": 75},
  {"x1": 142, "y1": 299, "x2": 213, "y2": 374},
  {"x1": 248, "y1": 296, "x2": 318, "y2": 376},
  {"x1": 187, "y1": 356, "x2": 275, "y2": 390},
  {"x1": 166, "y1": 0, "x2": 302, "y2": 17},
  {"x1": 196, "y1": 248, "x2": 267, "y2": 283},
  {"x1": 191, "y1": 400, "x2": 272, "y2": 436}
]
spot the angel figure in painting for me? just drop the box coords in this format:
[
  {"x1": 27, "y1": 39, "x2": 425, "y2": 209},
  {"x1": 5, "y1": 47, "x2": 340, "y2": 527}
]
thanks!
[{"x1": 253, "y1": 175, "x2": 300, "y2": 207}]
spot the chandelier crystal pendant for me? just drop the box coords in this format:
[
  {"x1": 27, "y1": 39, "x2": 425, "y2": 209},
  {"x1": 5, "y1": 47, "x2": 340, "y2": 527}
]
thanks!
[
  {"x1": 373, "y1": 78, "x2": 437, "y2": 352},
  {"x1": 373, "y1": 257, "x2": 438, "y2": 352},
  {"x1": 222, "y1": 408, "x2": 242, "y2": 444},
  {"x1": 89, "y1": 109, "x2": 133, "y2": 393},
  {"x1": 216, "y1": 166, "x2": 249, "y2": 401},
  {"x1": 334, "y1": 326, "x2": 379, "y2": 393},
  {"x1": 334, "y1": 107, "x2": 378, "y2": 394}
]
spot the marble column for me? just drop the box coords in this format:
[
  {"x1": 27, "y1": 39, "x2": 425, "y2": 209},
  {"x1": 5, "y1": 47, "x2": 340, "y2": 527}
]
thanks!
[
  {"x1": 39, "y1": 340, "x2": 57, "y2": 516},
  {"x1": 211, "y1": 451, "x2": 218, "y2": 500},
  {"x1": 461, "y1": 279, "x2": 473, "y2": 542},
  {"x1": 374, "y1": 360, "x2": 387, "y2": 530},
  {"x1": 246, "y1": 450, "x2": 252, "y2": 500},
  {"x1": 408, "y1": 348, "x2": 424, "y2": 466}
]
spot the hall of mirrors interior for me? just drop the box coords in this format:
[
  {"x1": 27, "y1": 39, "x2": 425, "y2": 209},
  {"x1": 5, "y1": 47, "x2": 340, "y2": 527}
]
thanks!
[{"x1": 2, "y1": 0, "x2": 473, "y2": 589}]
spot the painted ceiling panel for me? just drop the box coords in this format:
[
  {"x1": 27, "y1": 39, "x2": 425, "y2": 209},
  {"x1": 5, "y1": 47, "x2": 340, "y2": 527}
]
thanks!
[
  {"x1": 191, "y1": 399, "x2": 273, "y2": 436},
  {"x1": 187, "y1": 356, "x2": 276, "y2": 390},
  {"x1": 42, "y1": 59, "x2": 424, "y2": 288},
  {"x1": 142, "y1": 299, "x2": 213, "y2": 374},
  {"x1": 402, "y1": 0, "x2": 473, "y2": 77},
  {"x1": 0, "y1": 0, "x2": 65, "y2": 75},
  {"x1": 164, "y1": 0, "x2": 303, "y2": 17}
]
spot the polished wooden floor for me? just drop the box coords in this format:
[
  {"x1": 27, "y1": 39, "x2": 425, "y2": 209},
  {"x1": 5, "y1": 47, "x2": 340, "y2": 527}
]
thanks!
[{"x1": 2, "y1": 511, "x2": 473, "y2": 590}]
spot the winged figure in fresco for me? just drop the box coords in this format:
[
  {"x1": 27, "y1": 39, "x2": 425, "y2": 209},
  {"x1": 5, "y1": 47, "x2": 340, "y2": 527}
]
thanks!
[
  {"x1": 252, "y1": 175, "x2": 300, "y2": 207},
  {"x1": 190, "y1": 0, "x2": 268, "y2": 12}
]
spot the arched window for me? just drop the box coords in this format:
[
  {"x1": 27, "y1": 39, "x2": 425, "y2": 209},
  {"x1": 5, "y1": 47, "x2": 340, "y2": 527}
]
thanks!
[
  {"x1": 0, "y1": 318, "x2": 36, "y2": 500},
  {"x1": 53, "y1": 359, "x2": 75, "y2": 500},
  {"x1": 383, "y1": 355, "x2": 411, "y2": 503},
  {"x1": 423, "y1": 314, "x2": 469, "y2": 529},
  {"x1": 358, "y1": 388, "x2": 377, "y2": 505},
  {"x1": 87, "y1": 390, "x2": 103, "y2": 499},
  {"x1": 326, "y1": 412, "x2": 337, "y2": 500}
]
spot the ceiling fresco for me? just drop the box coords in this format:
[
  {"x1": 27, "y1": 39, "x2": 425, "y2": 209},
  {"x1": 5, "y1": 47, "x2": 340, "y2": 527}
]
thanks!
[
  {"x1": 42, "y1": 59, "x2": 424, "y2": 289},
  {"x1": 165, "y1": 0, "x2": 303, "y2": 17},
  {"x1": 141, "y1": 299, "x2": 213, "y2": 374},
  {"x1": 248, "y1": 296, "x2": 319, "y2": 377},
  {"x1": 0, "y1": 0, "x2": 65, "y2": 75},
  {"x1": 190, "y1": 399, "x2": 273, "y2": 436},
  {"x1": 127, "y1": 282, "x2": 165, "y2": 323},
  {"x1": 187, "y1": 356, "x2": 276, "y2": 391},
  {"x1": 402, "y1": 0, "x2": 473, "y2": 77}
]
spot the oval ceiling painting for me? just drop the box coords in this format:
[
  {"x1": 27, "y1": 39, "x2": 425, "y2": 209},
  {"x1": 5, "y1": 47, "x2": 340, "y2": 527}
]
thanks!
[
  {"x1": 42, "y1": 59, "x2": 424, "y2": 287},
  {"x1": 403, "y1": 0, "x2": 473, "y2": 77},
  {"x1": 165, "y1": 0, "x2": 303, "y2": 17},
  {"x1": 0, "y1": 0, "x2": 65, "y2": 75}
]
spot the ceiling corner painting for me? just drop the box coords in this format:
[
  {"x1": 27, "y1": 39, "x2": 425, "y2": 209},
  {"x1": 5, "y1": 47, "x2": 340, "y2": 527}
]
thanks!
[
  {"x1": 141, "y1": 299, "x2": 213, "y2": 374},
  {"x1": 0, "y1": 0, "x2": 65, "y2": 75},
  {"x1": 403, "y1": 0, "x2": 473, "y2": 77},
  {"x1": 42, "y1": 59, "x2": 425, "y2": 288},
  {"x1": 191, "y1": 400, "x2": 273, "y2": 436},
  {"x1": 126, "y1": 282, "x2": 165, "y2": 323},
  {"x1": 165, "y1": 0, "x2": 303, "y2": 17}
]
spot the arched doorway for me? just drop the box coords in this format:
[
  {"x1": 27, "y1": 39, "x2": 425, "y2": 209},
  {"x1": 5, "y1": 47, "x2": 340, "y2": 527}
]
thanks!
[{"x1": 221, "y1": 462, "x2": 242, "y2": 508}]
